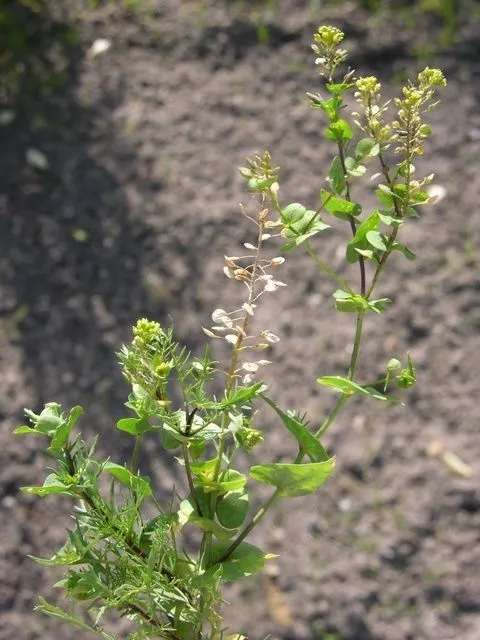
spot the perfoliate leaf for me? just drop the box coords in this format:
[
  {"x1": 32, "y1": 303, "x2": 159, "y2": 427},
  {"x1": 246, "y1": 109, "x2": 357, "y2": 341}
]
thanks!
[
  {"x1": 366, "y1": 230, "x2": 388, "y2": 251},
  {"x1": 216, "y1": 491, "x2": 249, "y2": 529},
  {"x1": 201, "y1": 470, "x2": 247, "y2": 494},
  {"x1": 116, "y1": 416, "x2": 151, "y2": 436},
  {"x1": 328, "y1": 156, "x2": 346, "y2": 194},
  {"x1": 250, "y1": 460, "x2": 335, "y2": 497},
  {"x1": 261, "y1": 395, "x2": 329, "y2": 462},
  {"x1": 333, "y1": 290, "x2": 369, "y2": 313},
  {"x1": 321, "y1": 190, "x2": 361, "y2": 220},
  {"x1": 210, "y1": 541, "x2": 268, "y2": 581},
  {"x1": 187, "y1": 514, "x2": 236, "y2": 539},
  {"x1": 346, "y1": 210, "x2": 380, "y2": 263},
  {"x1": 325, "y1": 118, "x2": 353, "y2": 142}
]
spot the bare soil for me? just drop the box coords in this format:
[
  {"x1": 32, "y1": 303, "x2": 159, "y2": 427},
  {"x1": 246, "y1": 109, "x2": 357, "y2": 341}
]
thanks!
[{"x1": 1, "y1": 2, "x2": 480, "y2": 639}]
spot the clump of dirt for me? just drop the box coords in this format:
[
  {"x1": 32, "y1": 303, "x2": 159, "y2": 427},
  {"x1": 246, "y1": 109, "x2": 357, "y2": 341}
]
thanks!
[{"x1": 1, "y1": 2, "x2": 480, "y2": 639}]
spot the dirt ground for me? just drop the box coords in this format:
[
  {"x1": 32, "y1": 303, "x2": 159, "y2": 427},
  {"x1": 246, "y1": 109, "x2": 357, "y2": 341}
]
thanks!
[{"x1": 1, "y1": 1, "x2": 480, "y2": 639}]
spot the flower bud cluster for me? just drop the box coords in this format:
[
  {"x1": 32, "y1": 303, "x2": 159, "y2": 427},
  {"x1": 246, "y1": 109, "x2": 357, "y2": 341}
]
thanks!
[{"x1": 311, "y1": 25, "x2": 348, "y2": 78}]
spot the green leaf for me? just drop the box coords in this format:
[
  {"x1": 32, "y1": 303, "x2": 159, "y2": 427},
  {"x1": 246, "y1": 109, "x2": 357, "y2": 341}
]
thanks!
[
  {"x1": 116, "y1": 417, "x2": 150, "y2": 436},
  {"x1": 326, "y1": 82, "x2": 354, "y2": 95},
  {"x1": 25, "y1": 404, "x2": 65, "y2": 436},
  {"x1": 344, "y1": 156, "x2": 366, "y2": 177},
  {"x1": 321, "y1": 190, "x2": 361, "y2": 220},
  {"x1": 317, "y1": 376, "x2": 390, "y2": 401},
  {"x1": 282, "y1": 203, "x2": 306, "y2": 224},
  {"x1": 392, "y1": 242, "x2": 416, "y2": 260},
  {"x1": 21, "y1": 474, "x2": 77, "y2": 498},
  {"x1": 50, "y1": 406, "x2": 83, "y2": 453},
  {"x1": 367, "y1": 298, "x2": 392, "y2": 314},
  {"x1": 202, "y1": 469, "x2": 247, "y2": 494},
  {"x1": 328, "y1": 156, "x2": 346, "y2": 194},
  {"x1": 13, "y1": 426, "x2": 42, "y2": 435},
  {"x1": 220, "y1": 383, "x2": 263, "y2": 409},
  {"x1": 210, "y1": 542, "x2": 268, "y2": 581},
  {"x1": 261, "y1": 395, "x2": 328, "y2": 462},
  {"x1": 325, "y1": 118, "x2": 353, "y2": 142},
  {"x1": 366, "y1": 230, "x2": 388, "y2": 251},
  {"x1": 397, "y1": 353, "x2": 416, "y2": 389},
  {"x1": 179, "y1": 500, "x2": 236, "y2": 539},
  {"x1": 333, "y1": 290, "x2": 369, "y2": 313},
  {"x1": 346, "y1": 211, "x2": 380, "y2": 263},
  {"x1": 250, "y1": 460, "x2": 335, "y2": 497},
  {"x1": 319, "y1": 95, "x2": 342, "y2": 120},
  {"x1": 103, "y1": 462, "x2": 151, "y2": 501},
  {"x1": 355, "y1": 138, "x2": 380, "y2": 160},
  {"x1": 216, "y1": 491, "x2": 249, "y2": 529}
]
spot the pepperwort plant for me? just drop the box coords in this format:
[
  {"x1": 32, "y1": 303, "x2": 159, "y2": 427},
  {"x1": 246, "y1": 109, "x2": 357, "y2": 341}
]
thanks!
[{"x1": 15, "y1": 26, "x2": 445, "y2": 640}]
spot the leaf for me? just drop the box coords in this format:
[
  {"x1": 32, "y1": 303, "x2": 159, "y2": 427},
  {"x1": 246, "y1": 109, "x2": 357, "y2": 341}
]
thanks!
[
  {"x1": 221, "y1": 383, "x2": 263, "y2": 409},
  {"x1": 317, "y1": 376, "x2": 390, "y2": 401},
  {"x1": 344, "y1": 156, "x2": 366, "y2": 177},
  {"x1": 282, "y1": 203, "x2": 306, "y2": 224},
  {"x1": 261, "y1": 395, "x2": 328, "y2": 462},
  {"x1": 346, "y1": 211, "x2": 380, "y2": 263},
  {"x1": 333, "y1": 290, "x2": 369, "y2": 313},
  {"x1": 103, "y1": 462, "x2": 151, "y2": 501},
  {"x1": 25, "y1": 404, "x2": 65, "y2": 436},
  {"x1": 50, "y1": 406, "x2": 83, "y2": 452},
  {"x1": 325, "y1": 118, "x2": 353, "y2": 142},
  {"x1": 216, "y1": 491, "x2": 249, "y2": 529},
  {"x1": 367, "y1": 298, "x2": 392, "y2": 314},
  {"x1": 328, "y1": 156, "x2": 346, "y2": 194},
  {"x1": 250, "y1": 460, "x2": 335, "y2": 497},
  {"x1": 355, "y1": 138, "x2": 380, "y2": 160},
  {"x1": 116, "y1": 417, "x2": 150, "y2": 436},
  {"x1": 326, "y1": 82, "x2": 354, "y2": 95},
  {"x1": 21, "y1": 474, "x2": 77, "y2": 498},
  {"x1": 392, "y1": 242, "x2": 416, "y2": 260},
  {"x1": 201, "y1": 470, "x2": 247, "y2": 494},
  {"x1": 190, "y1": 516, "x2": 236, "y2": 539},
  {"x1": 321, "y1": 190, "x2": 361, "y2": 220},
  {"x1": 366, "y1": 230, "x2": 388, "y2": 251},
  {"x1": 210, "y1": 542, "x2": 268, "y2": 581},
  {"x1": 397, "y1": 353, "x2": 416, "y2": 389},
  {"x1": 13, "y1": 426, "x2": 42, "y2": 435}
]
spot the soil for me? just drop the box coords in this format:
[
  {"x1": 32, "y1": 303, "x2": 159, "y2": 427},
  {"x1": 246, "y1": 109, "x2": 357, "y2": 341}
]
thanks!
[{"x1": 1, "y1": 1, "x2": 480, "y2": 639}]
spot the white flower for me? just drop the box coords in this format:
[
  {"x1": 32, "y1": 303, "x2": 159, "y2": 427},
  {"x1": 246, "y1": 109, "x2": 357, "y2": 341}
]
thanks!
[
  {"x1": 262, "y1": 330, "x2": 280, "y2": 344},
  {"x1": 225, "y1": 334, "x2": 238, "y2": 344},
  {"x1": 271, "y1": 257, "x2": 286, "y2": 265},
  {"x1": 243, "y1": 362, "x2": 259, "y2": 372},
  {"x1": 242, "y1": 303, "x2": 255, "y2": 316}
]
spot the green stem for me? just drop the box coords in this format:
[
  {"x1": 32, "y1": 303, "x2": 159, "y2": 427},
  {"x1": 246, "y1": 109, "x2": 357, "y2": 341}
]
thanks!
[
  {"x1": 130, "y1": 435, "x2": 143, "y2": 474},
  {"x1": 220, "y1": 309, "x2": 366, "y2": 562},
  {"x1": 347, "y1": 311, "x2": 364, "y2": 379},
  {"x1": 182, "y1": 443, "x2": 202, "y2": 516}
]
